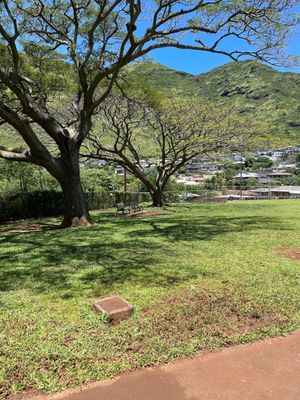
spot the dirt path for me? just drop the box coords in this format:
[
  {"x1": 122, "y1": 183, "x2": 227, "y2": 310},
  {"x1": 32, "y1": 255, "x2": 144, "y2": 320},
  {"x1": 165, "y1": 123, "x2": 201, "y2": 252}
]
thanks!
[{"x1": 30, "y1": 330, "x2": 300, "y2": 400}]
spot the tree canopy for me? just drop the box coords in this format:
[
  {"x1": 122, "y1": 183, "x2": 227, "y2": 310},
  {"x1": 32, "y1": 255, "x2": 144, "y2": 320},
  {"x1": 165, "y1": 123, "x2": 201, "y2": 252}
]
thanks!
[{"x1": 85, "y1": 95, "x2": 263, "y2": 205}]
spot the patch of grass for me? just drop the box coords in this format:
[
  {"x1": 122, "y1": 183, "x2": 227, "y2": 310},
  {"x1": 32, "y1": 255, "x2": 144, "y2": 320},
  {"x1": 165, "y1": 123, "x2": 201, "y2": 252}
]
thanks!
[{"x1": 1, "y1": 201, "x2": 300, "y2": 398}]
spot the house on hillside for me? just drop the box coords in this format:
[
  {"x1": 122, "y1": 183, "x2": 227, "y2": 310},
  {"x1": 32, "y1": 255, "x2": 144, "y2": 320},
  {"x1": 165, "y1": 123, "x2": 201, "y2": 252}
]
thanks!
[
  {"x1": 233, "y1": 169, "x2": 295, "y2": 185},
  {"x1": 277, "y1": 163, "x2": 297, "y2": 170},
  {"x1": 226, "y1": 155, "x2": 246, "y2": 162},
  {"x1": 280, "y1": 146, "x2": 299, "y2": 155},
  {"x1": 265, "y1": 171, "x2": 294, "y2": 180},
  {"x1": 232, "y1": 172, "x2": 267, "y2": 184},
  {"x1": 186, "y1": 162, "x2": 225, "y2": 174},
  {"x1": 270, "y1": 150, "x2": 286, "y2": 159},
  {"x1": 255, "y1": 148, "x2": 273, "y2": 156},
  {"x1": 176, "y1": 175, "x2": 207, "y2": 185},
  {"x1": 253, "y1": 186, "x2": 300, "y2": 198},
  {"x1": 115, "y1": 165, "x2": 125, "y2": 175}
]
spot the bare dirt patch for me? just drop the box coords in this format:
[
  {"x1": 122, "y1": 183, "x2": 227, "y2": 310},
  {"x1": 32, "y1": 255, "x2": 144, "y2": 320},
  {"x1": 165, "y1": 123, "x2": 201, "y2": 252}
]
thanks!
[
  {"x1": 142, "y1": 287, "x2": 279, "y2": 346},
  {"x1": 7, "y1": 389, "x2": 42, "y2": 400},
  {"x1": 0, "y1": 222, "x2": 59, "y2": 235},
  {"x1": 120, "y1": 210, "x2": 172, "y2": 218},
  {"x1": 275, "y1": 247, "x2": 300, "y2": 261}
]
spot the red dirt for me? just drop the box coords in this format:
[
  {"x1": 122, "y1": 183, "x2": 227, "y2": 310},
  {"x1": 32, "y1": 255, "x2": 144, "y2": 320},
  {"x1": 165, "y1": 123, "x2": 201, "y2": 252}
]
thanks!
[
  {"x1": 275, "y1": 247, "x2": 300, "y2": 261},
  {"x1": 7, "y1": 389, "x2": 42, "y2": 400},
  {"x1": 24, "y1": 330, "x2": 300, "y2": 400},
  {"x1": 142, "y1": 289, "x2": 277, "y2": 342}
]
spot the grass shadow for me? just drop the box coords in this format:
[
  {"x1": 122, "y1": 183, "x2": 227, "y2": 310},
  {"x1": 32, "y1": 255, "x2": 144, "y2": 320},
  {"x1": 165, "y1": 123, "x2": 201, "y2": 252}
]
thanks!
[{"x1": 0, "y1": 210, "x2": 288, "y2": 297}]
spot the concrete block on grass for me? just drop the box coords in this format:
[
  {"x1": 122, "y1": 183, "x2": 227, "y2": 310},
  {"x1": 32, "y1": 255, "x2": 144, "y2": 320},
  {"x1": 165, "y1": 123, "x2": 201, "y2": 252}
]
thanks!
[{"x1": 92, "y1": 296, "x2": 134, "y2": 323}]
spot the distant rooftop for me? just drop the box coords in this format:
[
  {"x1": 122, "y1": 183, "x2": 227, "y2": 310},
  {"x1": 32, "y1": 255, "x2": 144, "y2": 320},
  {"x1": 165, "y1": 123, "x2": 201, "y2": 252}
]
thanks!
[
  {"x1": 253, "y1": 186, "x2": 300, "y2": 195},
  {"x1": 233, "y1": 172, "x2": 260, "y2": 179}
]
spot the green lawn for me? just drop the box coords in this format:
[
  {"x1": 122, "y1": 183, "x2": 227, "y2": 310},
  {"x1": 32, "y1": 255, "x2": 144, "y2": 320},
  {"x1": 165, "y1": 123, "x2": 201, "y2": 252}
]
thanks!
[{"x1": 1, "y1": 201, "x2": 300, "y2": 398}]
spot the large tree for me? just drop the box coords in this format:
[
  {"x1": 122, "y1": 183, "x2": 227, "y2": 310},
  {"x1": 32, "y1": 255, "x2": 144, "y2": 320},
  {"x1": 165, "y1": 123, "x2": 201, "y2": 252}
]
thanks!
[
  {"x1": 0, "y1": 0, "x2": 297, "y2": 226},
  {"x1": 85, "y1": 95, "x2": 262, "y2": 206}
]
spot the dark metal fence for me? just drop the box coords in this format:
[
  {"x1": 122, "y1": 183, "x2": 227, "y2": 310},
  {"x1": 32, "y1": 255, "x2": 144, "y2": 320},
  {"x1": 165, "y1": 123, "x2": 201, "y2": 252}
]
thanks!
[
  {"x1": 0, "y1": 191, "x2": 153, "y2": 223},
  {"x1": 0, "y1": 188, "x2": 234, "y2": 223}
]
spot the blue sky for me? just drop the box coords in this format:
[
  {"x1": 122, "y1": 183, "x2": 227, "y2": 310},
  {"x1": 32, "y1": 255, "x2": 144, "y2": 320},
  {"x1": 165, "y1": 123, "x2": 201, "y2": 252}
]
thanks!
[{"x1": 146, "y1": 22, "x2": 300, "y2": 76}]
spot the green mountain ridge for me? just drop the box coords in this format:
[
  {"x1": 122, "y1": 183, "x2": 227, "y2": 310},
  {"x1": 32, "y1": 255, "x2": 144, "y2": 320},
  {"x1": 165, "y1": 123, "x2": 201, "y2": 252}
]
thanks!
[
  {"x1": 133, "y1": 60, "x2": 300, "y2": 144},
  {"x1": 1, "y1": 60, "x2": 300, "y2": 150}
]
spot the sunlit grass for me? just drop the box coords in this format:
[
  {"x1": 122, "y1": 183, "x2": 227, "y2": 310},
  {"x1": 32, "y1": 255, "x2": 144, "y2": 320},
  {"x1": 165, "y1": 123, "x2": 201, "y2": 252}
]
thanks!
[{"x1": 0, "y1": 200, "x2": 300, "y2": 398}]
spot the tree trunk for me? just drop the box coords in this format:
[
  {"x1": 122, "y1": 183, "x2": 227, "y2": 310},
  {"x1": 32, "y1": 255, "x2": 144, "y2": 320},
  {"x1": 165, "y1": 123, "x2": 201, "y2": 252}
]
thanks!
[
  {"x1": 60, "y1": 176, "x2": 92, "y2": 228},
  {"x1": 53, "y1": 143, "x2": 93, "y2": 229},
  {"x1": 151, "y1": 190, "x2": 164, "y2": 207}
]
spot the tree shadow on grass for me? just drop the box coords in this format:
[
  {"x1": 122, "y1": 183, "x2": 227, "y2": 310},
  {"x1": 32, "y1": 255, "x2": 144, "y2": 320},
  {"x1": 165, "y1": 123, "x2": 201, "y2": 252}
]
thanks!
[
  {"x1": 0, "y1": 213, "x2": 288, "y2": 297},
  {"x1": 0, "y1": 229, "x2": 190, "y2": 296},
  {"x1": 99, "y1": 213, "x2": 289, "y2": 242}
]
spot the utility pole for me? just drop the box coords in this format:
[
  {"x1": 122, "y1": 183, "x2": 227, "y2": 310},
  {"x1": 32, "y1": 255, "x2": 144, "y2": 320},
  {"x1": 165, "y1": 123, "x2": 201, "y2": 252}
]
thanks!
[
  {"x1": 240, "y1": 153, "x2": 243, "y2": 200},
  {"x1": 124, "y1": 148, "x2": 128, "y2": 193},
  {"x1": 124, "y1": 167, "x2": 127, "y2": 193}
]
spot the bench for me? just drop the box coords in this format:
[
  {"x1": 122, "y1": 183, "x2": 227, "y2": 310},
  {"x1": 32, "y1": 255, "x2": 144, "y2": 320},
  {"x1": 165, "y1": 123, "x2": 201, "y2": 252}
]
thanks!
[
  {"x1": 116, "y1": 202, "x2": 131, "y2": 214},
  {"x1": 129, "y1": 201, "x2": 143, "y2": 212}
]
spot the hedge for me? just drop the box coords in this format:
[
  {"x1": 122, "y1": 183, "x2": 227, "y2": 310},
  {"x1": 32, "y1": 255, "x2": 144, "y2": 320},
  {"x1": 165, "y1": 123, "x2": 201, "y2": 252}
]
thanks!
[
  {"x1": 0, "y1": 189, "x2": 220, "y2": 223},
  {"x1": 0, "y1": 191, "x2": 152, "y2": 223}
]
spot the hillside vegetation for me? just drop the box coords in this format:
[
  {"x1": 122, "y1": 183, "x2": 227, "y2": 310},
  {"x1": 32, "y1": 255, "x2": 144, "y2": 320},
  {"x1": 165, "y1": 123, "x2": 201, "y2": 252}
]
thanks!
[
  {"x1": 133, "y1": 60, "x2": 300, "y2": 144},
  {"x1": 1, "y1": 60, "x2": 300, "y2": 150}
]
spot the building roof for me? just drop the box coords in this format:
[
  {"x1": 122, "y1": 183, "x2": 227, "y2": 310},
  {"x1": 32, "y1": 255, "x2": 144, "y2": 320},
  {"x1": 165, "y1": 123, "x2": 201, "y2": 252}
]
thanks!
[
  {"x1": 253, "y1": 186, "x2": 300, "y2": 195},
  {"x1": 233, "y1": 172, "x2": 260, "y2": 179},
  {"x1": 277, "y1": 164, "x2": 296, "y2": 169},
  {"x1": 266, "y1": 172, "x2": 294, "y2": 177}
]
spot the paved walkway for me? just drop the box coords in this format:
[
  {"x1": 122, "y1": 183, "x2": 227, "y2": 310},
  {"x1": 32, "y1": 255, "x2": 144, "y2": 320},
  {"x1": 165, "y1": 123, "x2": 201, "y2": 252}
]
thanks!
[{"x1": 33, "y1": 330, "x2": 300, "y2": 400}]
